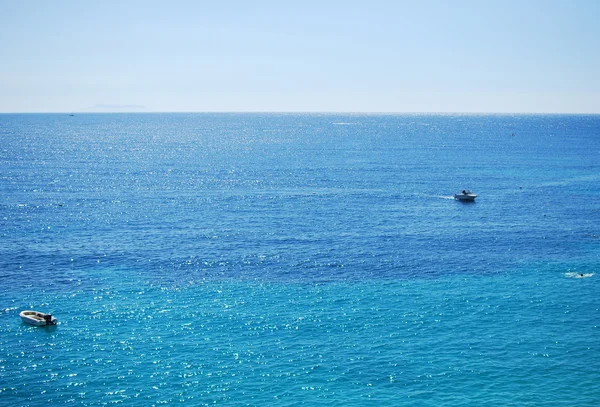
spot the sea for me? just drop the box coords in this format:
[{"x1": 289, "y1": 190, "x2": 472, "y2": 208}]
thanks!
[{"x1": 1, "y1": 113, "x2": 599, "y2": 406}]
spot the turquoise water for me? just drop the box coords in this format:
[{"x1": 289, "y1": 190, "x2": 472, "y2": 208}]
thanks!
[{"x1": 1, "y1": 113, "x2": 599, "y2": 405}]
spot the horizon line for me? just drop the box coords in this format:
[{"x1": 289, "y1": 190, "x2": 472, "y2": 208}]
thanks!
[{"x1": 2, "y1": 111, "x2": 600, "y2": 115}]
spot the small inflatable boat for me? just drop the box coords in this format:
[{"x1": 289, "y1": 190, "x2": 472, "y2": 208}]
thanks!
[{"x1": 20, "y1": 310, "x2": 57, "y2": 326}]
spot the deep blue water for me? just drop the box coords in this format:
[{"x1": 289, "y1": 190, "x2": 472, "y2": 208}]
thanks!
[{"x1": 1, "y1": 113, "x2": 599, "y2": 405}]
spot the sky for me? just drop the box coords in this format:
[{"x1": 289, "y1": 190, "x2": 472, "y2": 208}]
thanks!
[{"x1": 1, "y1": 0, "x2": 599, "y2": 113}]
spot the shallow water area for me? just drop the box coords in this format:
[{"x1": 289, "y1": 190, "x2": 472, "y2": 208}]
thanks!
[{"x1": 2, "y1": 269, "x2": 599, "y2": 406}]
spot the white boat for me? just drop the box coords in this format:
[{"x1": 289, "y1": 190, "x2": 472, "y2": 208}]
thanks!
[
  {"x1": 20, "y1": 310, "x2": 57, "y2": 326},
  {"x1": 454, "y1": 190, "x2": 477, "y2": 201}
]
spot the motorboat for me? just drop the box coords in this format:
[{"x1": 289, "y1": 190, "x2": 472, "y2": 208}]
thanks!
[
  {"x1": 20, "y1": 310, "x2": 57, "y2": 326},
  {"x1": 454, "y1": 190, "x2": 477, "y2": 201}
]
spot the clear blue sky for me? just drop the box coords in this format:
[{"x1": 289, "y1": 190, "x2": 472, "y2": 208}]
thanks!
[{"x1": 1, "y1": 0, "x2": 599, "y2": 113}]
